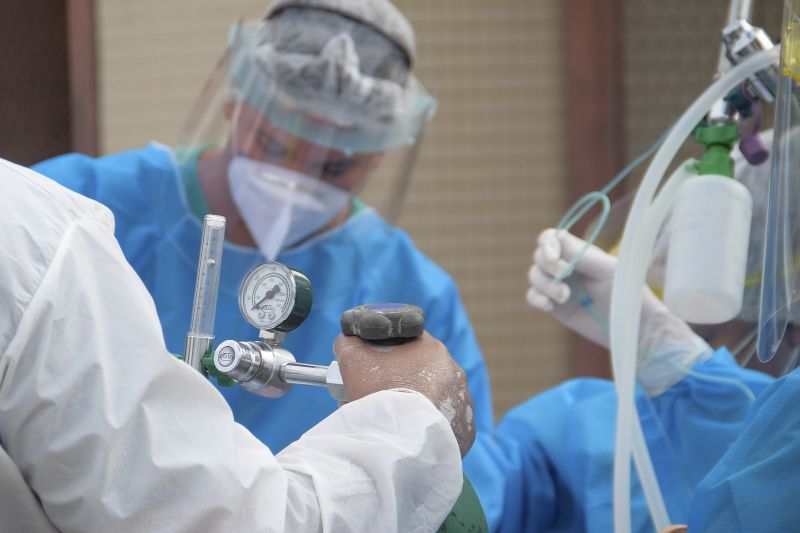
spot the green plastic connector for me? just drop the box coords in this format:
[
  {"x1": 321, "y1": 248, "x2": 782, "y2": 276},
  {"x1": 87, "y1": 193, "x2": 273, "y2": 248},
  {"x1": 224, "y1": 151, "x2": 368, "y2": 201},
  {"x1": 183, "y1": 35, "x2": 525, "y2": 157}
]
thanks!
[
  {"x1": 173, "y1": 350, "x2": 234, "y2": 386},
  {"x1": 203, "y1": 350, "x2": 236, "y2": 387},
  {"x1": 692, "y1": 121, "x2": 739, "y2": 178}
]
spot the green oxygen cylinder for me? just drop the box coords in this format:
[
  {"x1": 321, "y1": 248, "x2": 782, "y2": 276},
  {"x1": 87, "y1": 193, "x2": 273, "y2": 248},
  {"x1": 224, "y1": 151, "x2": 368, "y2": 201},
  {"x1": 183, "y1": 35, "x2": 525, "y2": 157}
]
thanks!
[
  {"x1": 437, "y1": 475, "x2": 488, "y2": 532},
  {"x1": 340, "y1": 304, "x2": 488, "y2": 532}
]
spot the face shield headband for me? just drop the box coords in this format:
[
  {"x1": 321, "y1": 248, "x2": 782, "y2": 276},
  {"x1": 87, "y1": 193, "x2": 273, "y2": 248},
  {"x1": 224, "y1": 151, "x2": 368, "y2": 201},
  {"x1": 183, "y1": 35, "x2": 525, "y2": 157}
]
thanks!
[{"x1": 227, "y1": 21, "x2": 437, "y2": 155}]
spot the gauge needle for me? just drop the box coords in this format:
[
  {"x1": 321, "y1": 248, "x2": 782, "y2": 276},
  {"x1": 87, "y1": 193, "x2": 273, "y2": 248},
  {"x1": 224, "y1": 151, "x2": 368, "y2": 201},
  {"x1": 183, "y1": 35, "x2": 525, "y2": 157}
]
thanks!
[{"x1": 252, "y1": 285, "x2": 281, "y2": 310}]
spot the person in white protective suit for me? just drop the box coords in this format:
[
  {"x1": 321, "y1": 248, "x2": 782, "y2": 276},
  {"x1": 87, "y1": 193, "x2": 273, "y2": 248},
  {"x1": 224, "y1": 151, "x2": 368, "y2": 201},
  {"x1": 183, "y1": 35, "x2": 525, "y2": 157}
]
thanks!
[
  {"x1": 32, "y1": 0, "x2": 495, "y2": 494},
  {"x1": 0, "y1": 158, "x2": 473, "y2": 532}
]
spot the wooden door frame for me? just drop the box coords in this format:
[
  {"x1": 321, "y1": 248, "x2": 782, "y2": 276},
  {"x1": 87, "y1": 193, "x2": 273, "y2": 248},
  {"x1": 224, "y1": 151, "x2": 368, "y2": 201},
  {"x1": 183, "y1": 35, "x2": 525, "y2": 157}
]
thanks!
[
  {"x1": 66, "y1": 0, "x2": 98, "y2": 155},
  {"x1": 563, "y1": 0, "x2": 624, "y2": 378}
]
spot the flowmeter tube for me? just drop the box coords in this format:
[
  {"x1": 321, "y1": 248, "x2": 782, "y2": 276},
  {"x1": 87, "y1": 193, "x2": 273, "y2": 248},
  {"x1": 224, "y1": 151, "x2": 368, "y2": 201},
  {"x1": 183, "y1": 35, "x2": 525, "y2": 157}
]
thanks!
[{"x1": 185, "y1": 214, "x2": 226, "y2": 373}]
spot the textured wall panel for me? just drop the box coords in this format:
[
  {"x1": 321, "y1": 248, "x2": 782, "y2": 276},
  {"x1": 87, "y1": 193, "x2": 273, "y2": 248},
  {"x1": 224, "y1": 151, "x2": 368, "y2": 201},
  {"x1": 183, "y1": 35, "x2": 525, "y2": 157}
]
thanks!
[
  {"x1": 98, "y1": 1, "x2": 266, "y2": 153},
  {"x1": 0, "y1": 0, "x2": 71, "y2": 165},
  {"x1": 393, "y1": 1, "x2": 570, "y2": 415},
  {"x1": 624, "y1": 1, "x2": 782, "y2": 161}
]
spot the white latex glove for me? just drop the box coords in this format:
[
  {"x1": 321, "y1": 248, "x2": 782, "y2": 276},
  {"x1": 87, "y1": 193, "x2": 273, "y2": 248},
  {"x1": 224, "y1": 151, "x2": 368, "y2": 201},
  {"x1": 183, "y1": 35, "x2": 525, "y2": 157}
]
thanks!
[{"x1": 527, "y1": 228, "x2": 711, "y2": 396}]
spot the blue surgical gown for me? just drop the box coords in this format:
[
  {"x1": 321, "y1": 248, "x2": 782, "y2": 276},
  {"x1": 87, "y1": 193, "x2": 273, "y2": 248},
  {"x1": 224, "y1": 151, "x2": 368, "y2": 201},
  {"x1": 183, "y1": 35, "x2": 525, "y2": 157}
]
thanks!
[
  {"x1": 490, "y1": 348, "x2": 774, "y2": 532},
  {"x1": 33, "y1": 142, "x2": 496, "y2": 504},
  {"x1": 688, "y1": 365, "x2": 800, "y2": 531}
]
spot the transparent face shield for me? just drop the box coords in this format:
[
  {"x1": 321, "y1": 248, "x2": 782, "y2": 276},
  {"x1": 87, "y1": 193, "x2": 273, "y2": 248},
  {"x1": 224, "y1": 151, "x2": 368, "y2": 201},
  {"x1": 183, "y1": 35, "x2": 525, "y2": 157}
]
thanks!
[
  {"x1": 174, "y1": 19, "x2": 436, "y2": 229},
  {"x1": 758, "y1": 0, "x2": 800, "y2": 365}
]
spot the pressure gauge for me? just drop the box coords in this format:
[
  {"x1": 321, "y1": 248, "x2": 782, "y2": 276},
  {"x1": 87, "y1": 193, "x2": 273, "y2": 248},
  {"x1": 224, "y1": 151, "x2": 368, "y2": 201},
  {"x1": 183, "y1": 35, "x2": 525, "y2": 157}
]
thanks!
[{"x1": 238, "y1": 262, "x2": 313, "y2": 332}]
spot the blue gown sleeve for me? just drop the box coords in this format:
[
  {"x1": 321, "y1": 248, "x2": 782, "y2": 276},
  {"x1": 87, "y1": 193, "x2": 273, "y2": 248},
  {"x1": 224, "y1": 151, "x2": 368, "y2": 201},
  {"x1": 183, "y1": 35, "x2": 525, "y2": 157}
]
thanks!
[
  {"x1": 32, "y1": 148, "x2": 168, "y2": 269},
  {"x1": 688, "y1": 367, "x2": 800, "y2": 532},
  {"x1": 492, "y1": 379, "x2": 608, "y2": 533},
  {"x1": 427, "y1": 279, "x2": 494, "y2": 433},
  {"x1": 492, "y1": 407, "x2": 558, "y2": 532},
  {"x1": 383, "y1": 239, "x2": 499, "y2": 527},
  {"x1": 489, "y1": 349, "x2": 773, "y2": 533},
  {"x1": 427, "y1": 279, "x2": 504, "y2": 527},
  {"x1": 33, "y1": 153, "x2": 104, "y2": 198}
]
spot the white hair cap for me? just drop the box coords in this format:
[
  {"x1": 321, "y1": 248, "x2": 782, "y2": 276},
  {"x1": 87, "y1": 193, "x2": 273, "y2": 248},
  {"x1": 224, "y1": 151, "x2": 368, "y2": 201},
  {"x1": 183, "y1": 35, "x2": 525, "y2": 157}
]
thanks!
[{"x1": 265, "y1": 0, "x2": 416, "y2": 64}]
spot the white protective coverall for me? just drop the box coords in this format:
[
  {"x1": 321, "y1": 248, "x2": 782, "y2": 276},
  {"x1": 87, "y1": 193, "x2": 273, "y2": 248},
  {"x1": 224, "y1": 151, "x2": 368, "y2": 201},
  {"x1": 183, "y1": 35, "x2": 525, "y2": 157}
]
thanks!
[{"x1": 0, "y1": 158, "x2": 462, "y2": 533}]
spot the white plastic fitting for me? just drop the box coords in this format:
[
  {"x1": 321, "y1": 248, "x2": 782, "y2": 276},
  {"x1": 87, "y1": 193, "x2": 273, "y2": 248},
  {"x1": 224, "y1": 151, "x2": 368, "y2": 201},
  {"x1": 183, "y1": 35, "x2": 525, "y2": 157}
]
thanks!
[{"x1": 664, "y1": 175, "x2": 753, "y2": 324}]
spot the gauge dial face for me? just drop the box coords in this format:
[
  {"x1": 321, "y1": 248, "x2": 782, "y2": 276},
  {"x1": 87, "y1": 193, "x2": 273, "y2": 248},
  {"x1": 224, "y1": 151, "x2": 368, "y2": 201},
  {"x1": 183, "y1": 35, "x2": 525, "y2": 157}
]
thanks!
[{"x1": 238, "y1": 263, "x2": 296, "y2": 330}]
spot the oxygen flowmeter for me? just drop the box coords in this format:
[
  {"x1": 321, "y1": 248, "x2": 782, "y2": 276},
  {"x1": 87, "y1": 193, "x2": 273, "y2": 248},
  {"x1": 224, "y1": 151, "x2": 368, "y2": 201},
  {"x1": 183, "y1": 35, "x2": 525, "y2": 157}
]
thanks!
[
  {"x1": 183, "y1": 230, "x2": 488, "y2": 532},
  {"x1": 214, "y1": 266, "x2": 487, "y2": 533},
  {"x1": 214, "y1": 262, "x2": 426, "y2": 401}
]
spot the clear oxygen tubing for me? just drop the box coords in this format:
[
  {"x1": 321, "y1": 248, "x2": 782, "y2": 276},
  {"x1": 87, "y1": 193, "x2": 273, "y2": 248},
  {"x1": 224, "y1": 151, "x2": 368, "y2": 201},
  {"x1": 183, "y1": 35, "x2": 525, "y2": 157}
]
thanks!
[
  {"x1": 556, "y1": 138, "x2": 758, "y2": 531},
  {"x1": 560, "y1": 161, "x2": 695, "y2": 531},
  {"x1": 653, "y1": 355, "x2": 757, "y2": 402},
  {"x1": 563, "y1": 173, "x2": 682, "y2": 529},
  {"x1": 556, "y1": 152, "x2": 754, "y2": 527},
  {"x1": 610, "y1": 47, "x2": 779, "y2": 533},
  {"x1": 554, "y1": 127, "x2": 671, "y2": 283},
  {"x1": 622, "y1": 161, "x2": 697, "y2": 531},
  {"x1": 560, "y1": 162, "x2": 756, "y2": 526}
]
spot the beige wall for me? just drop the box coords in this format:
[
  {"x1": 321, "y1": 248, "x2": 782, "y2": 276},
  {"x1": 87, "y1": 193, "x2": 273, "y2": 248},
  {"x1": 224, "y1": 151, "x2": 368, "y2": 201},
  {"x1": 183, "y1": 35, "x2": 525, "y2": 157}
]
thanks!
[
  {"x1": 97, "y1": 1, "x2": 785, "y2": 418},
  {"x1": 98, "y1": 1, "x2": 265, "y2": 153},
  {"x1": 393, "y1": 1, "x2": 569, "y2": 415},
  {"x1": 97, "y1": 0, "x2": 571, "y2": 418}
]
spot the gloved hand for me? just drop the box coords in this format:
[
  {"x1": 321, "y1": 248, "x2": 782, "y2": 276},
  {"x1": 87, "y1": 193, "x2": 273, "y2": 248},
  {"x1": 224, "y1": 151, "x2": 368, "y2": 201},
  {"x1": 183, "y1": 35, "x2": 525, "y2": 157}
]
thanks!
[
  {"x1": 527, "y1": 228, "x2": 711, "y2": 396},
  {"x1": 334, "y1": 332, "x2": 475, "y2": 457}
]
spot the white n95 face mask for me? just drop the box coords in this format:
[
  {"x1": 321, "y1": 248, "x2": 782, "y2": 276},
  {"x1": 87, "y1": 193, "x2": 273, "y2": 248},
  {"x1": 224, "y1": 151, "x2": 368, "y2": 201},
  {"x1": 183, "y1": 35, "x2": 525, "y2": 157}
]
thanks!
[{"x1": 228, "y1": 156, "x2": 351, "y2": 260}]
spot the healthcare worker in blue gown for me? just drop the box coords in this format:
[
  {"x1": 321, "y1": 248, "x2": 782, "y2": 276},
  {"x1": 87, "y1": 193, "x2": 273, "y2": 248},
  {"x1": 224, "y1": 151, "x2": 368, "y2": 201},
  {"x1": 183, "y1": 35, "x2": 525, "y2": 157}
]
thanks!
[
  {"x1": 686, "y1": 364, "x2": 800, "y2": 531},
  {"x1": 496, "y1": 132, "x2": 800, "y2": 532},
  {"x1": 502, "y1": 123, "x2": 800, "y2": 532},
  {"x1": 33, "y1": 0, "x2": 493, "y2": 509},
  {"x1": 686, "y1": 127, "x2": 800, "y2": 531},
  {"x1": 486, "y1": 133, "x2": 787, "y2": 531},
  {"x1": 33, "y1": 1, "x2": 784, "y2": 530},
  {"x1": 480, "y1": 226, "x2": 770, "y2": 532},
  {"x1": 487, "y1": 130, "x2": 787, "y2": 532}
]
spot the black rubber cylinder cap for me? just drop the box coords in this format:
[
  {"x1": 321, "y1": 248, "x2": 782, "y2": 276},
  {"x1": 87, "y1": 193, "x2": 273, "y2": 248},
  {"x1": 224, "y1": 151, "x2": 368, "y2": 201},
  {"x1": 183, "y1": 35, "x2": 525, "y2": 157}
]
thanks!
[{"x1": 340, "y1": 303, "x2": 425, "y2": 344}]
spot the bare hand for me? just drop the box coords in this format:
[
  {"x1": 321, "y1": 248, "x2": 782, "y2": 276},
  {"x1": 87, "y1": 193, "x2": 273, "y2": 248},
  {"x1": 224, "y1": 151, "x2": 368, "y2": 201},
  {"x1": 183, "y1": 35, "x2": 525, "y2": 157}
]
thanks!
[{"x1": 334, "y1": 332, "x2": 475, "y2": 457}]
